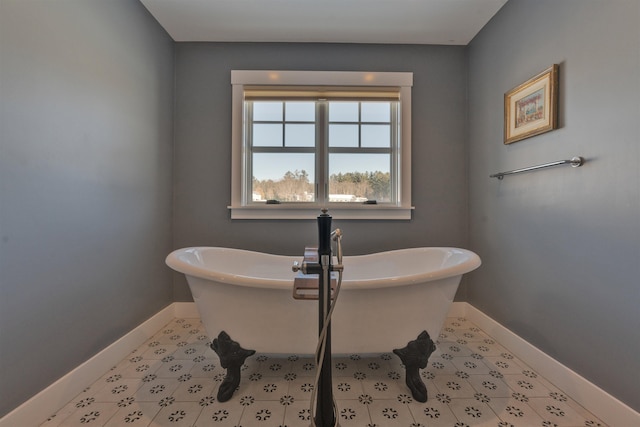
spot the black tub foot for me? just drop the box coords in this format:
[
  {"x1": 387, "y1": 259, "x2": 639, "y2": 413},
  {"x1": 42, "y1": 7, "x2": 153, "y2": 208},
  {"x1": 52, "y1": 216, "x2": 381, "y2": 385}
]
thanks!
[
  {"x1": 210, "y1": 331, "x2": 256, "y2": 402},
  {"x1": 393, "y1": 331, "x2": 436, "y2": 403}
]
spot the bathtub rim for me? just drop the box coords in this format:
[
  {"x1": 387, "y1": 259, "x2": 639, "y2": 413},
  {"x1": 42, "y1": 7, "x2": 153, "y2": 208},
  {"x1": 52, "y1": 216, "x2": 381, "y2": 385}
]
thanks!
[{"x1": 166, "y1": 246, "x2": 481, "y2": 290}]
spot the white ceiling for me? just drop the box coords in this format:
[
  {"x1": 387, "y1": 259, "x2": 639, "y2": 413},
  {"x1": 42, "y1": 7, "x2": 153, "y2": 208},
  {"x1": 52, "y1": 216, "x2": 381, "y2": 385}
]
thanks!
[{"x1": 139, "y1": 0, "x2": 508, "y2": 45}]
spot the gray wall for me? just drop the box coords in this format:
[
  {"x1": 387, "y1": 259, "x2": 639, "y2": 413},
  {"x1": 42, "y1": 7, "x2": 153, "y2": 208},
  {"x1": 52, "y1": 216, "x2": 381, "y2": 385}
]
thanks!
[
  {"x1": 172, "y1": 43, "x2": 470, "y2": 301},
  {"x1": 467, "y1": 0, "x2": 640, "y2": 411},
  {"x1": 0, "y1": 0, "x2": 174, "y2": 417}
]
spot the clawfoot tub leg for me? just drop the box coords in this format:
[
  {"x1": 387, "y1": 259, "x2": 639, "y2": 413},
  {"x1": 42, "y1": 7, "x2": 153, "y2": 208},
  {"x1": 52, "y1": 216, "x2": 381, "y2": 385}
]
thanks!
[
  {"x1": 393, "y1": 330, "x2": 436, "y2": 403},
  {"x1": 210, "y1": 331, "x2": 256, "y2": 402}
]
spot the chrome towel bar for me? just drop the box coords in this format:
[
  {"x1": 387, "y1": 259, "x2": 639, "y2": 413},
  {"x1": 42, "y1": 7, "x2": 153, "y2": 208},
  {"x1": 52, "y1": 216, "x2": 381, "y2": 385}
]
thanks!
[{"x1": 490, "y1": 156, "x2": 584, "y2": 180}]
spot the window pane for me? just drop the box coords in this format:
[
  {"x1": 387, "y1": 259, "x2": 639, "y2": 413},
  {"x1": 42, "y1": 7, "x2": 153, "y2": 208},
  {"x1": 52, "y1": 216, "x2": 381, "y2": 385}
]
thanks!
[
  {"x1": 285, "y1": 102, "x2": 315, "y2": 121},
  {"x1": 252, "y1": 153, "x2": 315, "y2": 202},
  {"x1": 329, "y1": 102, "x2": 358, "y2": 122},
  {"x1": 253, "y1": 123, "x2": 283, "y2": 146},
  {"x1": 361, "y1": 102, "x2": 390, "y2": 122},
  {"x1": 329, "y1": 124, "x2": 358, "y2": 147},
  {"x1": 361, "y1": 124, "x2": 390, "y2": 148},
  {"x1": 253, "y1": 101, "x2": 283, "y2": 121},
  {"x1": 328, "y1": 153, "x2": 391, "y2": 203},
  {"x1": 285, "y1": 124, "x2": 315, "y2": 147}
]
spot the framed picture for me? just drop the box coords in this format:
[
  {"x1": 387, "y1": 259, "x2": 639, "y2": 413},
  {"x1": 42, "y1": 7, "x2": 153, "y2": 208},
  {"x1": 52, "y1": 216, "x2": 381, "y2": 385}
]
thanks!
[{"x1": 504, "y1": 64, "x2": 559, "y2": 144}]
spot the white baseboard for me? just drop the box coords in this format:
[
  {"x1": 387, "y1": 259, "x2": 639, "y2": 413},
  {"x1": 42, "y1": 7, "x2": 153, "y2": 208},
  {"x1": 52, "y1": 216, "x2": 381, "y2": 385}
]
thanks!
[
  {"x1": 172, "y1": 301, "x2": 201, "y2": 318},
  {"x1": 2, "y1": 302, "x2": 637, "y2": 427},
  {"x1": 459, "y1": 303, "x2": 640, "y2": 427},
  {"x1": 447, "y1": 301, "x2": 468, "y2": 317}
]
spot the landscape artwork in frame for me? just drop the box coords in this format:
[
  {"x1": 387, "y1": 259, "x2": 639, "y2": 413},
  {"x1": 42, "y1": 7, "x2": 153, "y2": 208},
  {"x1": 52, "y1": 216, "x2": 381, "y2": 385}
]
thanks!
[{"x1": 504, "y1": 64, "x2": 559, "y2": 144}]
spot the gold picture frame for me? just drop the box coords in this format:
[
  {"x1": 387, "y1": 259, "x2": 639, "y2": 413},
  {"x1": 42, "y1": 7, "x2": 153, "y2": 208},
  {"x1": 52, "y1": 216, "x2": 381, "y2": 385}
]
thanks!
[{"x1": 504, "y1": 64, "x2": 559, "y2": 144}]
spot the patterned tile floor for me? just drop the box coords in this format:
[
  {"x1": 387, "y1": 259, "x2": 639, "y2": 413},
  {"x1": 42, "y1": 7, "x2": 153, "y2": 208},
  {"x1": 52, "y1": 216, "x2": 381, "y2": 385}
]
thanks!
[{"x1": 41, "y1": 317, "x2": 607, "y2": 427}]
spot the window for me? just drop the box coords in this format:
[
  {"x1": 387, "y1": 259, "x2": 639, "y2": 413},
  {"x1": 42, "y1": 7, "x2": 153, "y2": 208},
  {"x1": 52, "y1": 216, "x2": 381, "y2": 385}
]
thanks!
[{"x1": 230, "y1": 71, "x2": 413, "y2": 219}]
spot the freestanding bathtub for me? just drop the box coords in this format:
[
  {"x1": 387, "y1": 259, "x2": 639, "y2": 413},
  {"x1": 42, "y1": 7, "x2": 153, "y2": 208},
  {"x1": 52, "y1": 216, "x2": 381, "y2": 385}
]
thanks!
[
  {"x1": 166, "y1": 247, "x2": 480, "y2": 354},
  {"x1": 166, "y1": 246, "x2": 480, "y2": 354},
  {"x1": 166, "y1": 246, "x2": 480, "y2": 402}
]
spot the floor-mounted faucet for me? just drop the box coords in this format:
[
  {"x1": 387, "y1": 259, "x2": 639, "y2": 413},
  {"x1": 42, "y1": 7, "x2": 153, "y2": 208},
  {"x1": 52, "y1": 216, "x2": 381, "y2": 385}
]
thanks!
[{"x1": 292, "y1": 209, "x2": 343, "y2": 427}]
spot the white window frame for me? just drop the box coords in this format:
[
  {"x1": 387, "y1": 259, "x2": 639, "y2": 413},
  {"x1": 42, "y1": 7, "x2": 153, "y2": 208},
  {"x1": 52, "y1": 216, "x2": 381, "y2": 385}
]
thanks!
[{"x1": 229, "y1": 70, "x2": 414, "y2": 220}]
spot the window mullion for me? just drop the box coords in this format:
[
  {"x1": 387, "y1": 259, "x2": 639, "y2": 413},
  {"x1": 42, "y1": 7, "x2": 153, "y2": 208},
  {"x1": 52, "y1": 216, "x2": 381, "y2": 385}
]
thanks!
[
  {"x1": 391, "y1": 102, "x2": 399, "y2": 204},
  {"x1": 358, "y1": 102, "x2": 362, "y2": 148},
  {"x1": 244, "y1": 102, "x2": 254, "y2": 205},
  {"x1": 317, "y1": 100, "x2": 327, "y2": 203},
  {"x1": 281, "y1": 102, "x2": 286, "y2": 147}
]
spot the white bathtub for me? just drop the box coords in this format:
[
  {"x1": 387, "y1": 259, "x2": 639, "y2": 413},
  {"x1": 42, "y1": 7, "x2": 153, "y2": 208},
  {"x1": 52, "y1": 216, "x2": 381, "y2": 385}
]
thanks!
[{"x1": 166, "y1": 246, "x2": 481, "y2": 355}]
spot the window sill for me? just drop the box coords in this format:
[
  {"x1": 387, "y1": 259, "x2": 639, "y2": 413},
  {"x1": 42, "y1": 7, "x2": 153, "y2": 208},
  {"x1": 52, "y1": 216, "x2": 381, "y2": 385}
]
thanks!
[{"x1": 228, "y1": 205, "x2": 414, "y2": 220}]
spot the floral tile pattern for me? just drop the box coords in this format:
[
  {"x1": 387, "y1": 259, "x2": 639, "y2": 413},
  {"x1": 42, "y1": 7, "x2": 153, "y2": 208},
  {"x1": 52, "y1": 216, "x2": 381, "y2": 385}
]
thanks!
[{"x1": 41, "y1": 317, "x2": 608, "y2": 426}]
